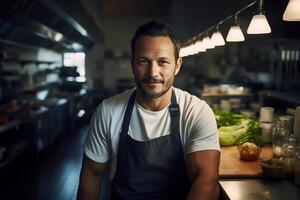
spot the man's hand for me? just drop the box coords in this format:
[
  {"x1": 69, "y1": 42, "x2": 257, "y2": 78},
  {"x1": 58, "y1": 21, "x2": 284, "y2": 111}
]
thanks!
[
  {"x1": 77, "y1": 155, "x2": 108, "y2": 200},
  {"x1": 186, "y1": 150, "x2": 220, "y2": 200}
]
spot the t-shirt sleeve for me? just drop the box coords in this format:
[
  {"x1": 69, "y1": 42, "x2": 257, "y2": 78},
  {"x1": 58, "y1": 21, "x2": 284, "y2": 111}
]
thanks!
[
  {"x1": 186, "y1": 101, "x2": 220, "y2": 154},
  {"x1": 84, "y1": 103, "x2": 110, "y2": 163}
]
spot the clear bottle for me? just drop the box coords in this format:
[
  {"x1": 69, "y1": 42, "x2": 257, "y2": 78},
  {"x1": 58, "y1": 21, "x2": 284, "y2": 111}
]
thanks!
[
  {"x1": 282, "y1": 134, "x2": 297, "y2": 158},
  {"x1": 280, "y1": 118, "x2": 290, "y2": 141},
  {"x1": 282, "y1": 135, "x2": 297, "y2": 176},
  {"x1": 272, "y1": 120, "x2": 286, "y2": 158}
]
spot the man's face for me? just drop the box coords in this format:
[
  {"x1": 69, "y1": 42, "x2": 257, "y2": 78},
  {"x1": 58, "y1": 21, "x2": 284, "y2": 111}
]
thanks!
[{"x1": 132, "y1": 36, "x2": 182, "y2": 99}]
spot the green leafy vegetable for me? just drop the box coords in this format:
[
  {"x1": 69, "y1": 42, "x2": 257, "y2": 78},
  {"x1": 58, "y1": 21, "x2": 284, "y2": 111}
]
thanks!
[
  {"x1": 235, "y1": 120, "x2": 264, "y2": 147},
  {"x1": 214, "y1": 109, "x2": 244, "y2": 128},
  {"x1": 215, "y1": 110, "x2": 264, "y2": 147}
]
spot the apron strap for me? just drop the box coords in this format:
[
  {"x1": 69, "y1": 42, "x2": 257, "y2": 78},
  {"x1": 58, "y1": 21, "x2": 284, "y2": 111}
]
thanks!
[
  {"x1": 121, "y1": 90, "x2": 136, "y2": 133},
  {"x1": 169, "y1": 90, "x2": 180, "y2": 135}
]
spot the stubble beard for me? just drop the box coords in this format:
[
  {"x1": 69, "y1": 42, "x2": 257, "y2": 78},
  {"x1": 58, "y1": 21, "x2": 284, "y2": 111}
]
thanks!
[{"x1": 135, "y1": 77, "x2": 174, "y2": 99}]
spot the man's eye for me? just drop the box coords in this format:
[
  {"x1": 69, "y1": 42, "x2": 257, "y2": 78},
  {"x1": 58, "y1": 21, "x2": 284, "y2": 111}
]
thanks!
[
  {"x1": 139, "y1": 60, "x2": 148, "y2": 65},
  {"x1": 159, "y1": 60, "x2": 170, "y2": 65}
]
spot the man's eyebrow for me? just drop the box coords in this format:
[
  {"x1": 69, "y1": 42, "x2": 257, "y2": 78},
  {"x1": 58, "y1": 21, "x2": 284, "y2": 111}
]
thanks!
[
  {"x1": 137, "y1": 56, "x2": 148, "y2": 59},
  {"x1": 158, "y1": 57, "x2": 170, "y2": 60}
]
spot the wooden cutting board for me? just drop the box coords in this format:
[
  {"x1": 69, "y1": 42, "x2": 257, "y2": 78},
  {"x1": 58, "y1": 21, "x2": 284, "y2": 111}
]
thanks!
[{"x1": 219, "y1": 146, "x2": 273, "y2": 178}]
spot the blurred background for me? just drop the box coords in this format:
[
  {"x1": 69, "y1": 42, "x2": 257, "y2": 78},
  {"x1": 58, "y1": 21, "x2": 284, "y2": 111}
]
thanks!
[{"x1": 0, "y1": 0, "x2": 299, "y2": 199}]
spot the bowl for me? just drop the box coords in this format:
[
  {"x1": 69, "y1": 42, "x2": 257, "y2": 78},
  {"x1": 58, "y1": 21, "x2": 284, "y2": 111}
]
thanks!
[{"x1": 259, "y1": 158, "x2": 293, "y2": 177}]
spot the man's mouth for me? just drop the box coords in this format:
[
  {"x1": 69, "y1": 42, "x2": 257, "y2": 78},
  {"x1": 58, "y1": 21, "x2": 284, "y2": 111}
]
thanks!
[{"x1": 142, "y1": 78, "x2": 163, "y2": 84}]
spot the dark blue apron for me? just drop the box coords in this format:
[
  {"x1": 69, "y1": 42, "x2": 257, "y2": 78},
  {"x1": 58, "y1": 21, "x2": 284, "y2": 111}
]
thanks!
[{"x1": 111, "y1": 90, "x2": 190, "y2": 200}]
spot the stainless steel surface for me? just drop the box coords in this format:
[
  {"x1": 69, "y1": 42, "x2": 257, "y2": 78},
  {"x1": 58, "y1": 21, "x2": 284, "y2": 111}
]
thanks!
[{"x1": 220, "y1": 179, "x2": 300, "y2": 200}]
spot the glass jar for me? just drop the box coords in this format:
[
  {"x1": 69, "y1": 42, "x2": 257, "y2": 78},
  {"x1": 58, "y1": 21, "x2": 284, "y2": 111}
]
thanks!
[
  {"x1": 282, "y1": 134, "x2": 297, "y2": 158},
  {"x1": 272, "y1": 120, "x2": 286, "y2": 157}
]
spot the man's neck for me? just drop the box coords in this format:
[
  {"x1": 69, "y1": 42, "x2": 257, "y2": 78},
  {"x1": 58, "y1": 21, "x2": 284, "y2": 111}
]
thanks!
[{"x1": 136, "y1": 88, "x2": 173, "y2": 111}]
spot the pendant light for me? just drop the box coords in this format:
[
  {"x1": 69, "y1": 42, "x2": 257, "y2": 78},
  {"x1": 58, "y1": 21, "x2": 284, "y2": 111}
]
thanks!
[
  {"x1": 202, "y1": 33, "x2": 215, "y2": 49},
  {"x1": 195, "y1": 40, "x2": 206, "y2": 53},
  {"x1": 179, "y1": 46, "x2": 188, "y2": 57},
  {"x1": 211, "y1": 25, "x2": 225, "y2": 46},
  {"x1": 247, "y1": 0, "x2": 271, "y2": 34},
  {"x1": 226, "y1": 15, "x2": 245, "y2": 42},
  {"x1": 283, "y1": 0, "x2": 300, "y2": 21}
]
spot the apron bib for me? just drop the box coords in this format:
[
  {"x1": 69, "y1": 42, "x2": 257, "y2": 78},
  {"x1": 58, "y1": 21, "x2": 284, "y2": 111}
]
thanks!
[{"x1": 111, "y1": 90, "x2": 190, "y2": 200}]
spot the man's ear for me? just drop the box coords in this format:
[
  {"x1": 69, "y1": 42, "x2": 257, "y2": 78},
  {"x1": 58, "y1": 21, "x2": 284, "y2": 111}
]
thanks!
[{"x1": 175, "y1": 57, "x2": 182, "y2": 76}]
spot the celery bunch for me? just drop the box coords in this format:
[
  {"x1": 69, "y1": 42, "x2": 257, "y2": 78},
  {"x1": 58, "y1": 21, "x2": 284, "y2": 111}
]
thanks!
[{"x1": 215, "y1": 111, "x2": 263, "y2": 147}]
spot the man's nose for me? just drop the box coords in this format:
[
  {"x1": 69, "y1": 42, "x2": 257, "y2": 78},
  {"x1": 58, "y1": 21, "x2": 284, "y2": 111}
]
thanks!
[{"x1": 147, "y1": 61, "x2": 159, "y2": 76}]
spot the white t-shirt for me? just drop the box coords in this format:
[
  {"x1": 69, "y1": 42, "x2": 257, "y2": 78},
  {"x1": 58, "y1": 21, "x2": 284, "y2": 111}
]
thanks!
[{"x1": 84, "y1": 87, "x2": 220, "y2": 178}]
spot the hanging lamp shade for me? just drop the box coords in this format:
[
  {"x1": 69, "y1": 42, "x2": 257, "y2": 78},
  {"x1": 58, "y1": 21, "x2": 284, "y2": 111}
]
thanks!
[
  {"x1": 185, "y1": 45, "x2": 194, "y2": 56},
  {"x1": 195, "y1": 40, "x2": 206, "y2": 52},
  {"x1": 179, "y1": 48, "x2": 185, "y2": 57},
  {"x1": 211, "y1": 31, "x2": 225, "y2": 46},
  {"x1": 283, "y1": 0, "x2": 300, "y2": 21},
  {"x1": 226, "y1": 25, "x2": 245, "y2": 42},
  {"x1": 247, "y1": 14, "x2": 271, "y2": 34},
  {"x1": 202, "y1": 36, "x2": 215, "y2": 49}
]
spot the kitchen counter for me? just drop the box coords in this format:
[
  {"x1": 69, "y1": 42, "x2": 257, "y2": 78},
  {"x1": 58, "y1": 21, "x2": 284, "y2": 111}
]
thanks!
[
  {"x1": 220, "y1": 146, "x2": 273, "y2": 178},
  {"x1": 220, "y1": 179, "x2": 300, "y2": 200},
  {"x1": 219, "y1": 146, "x2": 300, "y2": 199}
]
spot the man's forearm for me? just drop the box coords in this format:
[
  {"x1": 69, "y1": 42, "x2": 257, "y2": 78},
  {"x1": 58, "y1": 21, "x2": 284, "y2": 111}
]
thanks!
[
  {"x1": 186, "y1": 178, "x2": 219, "y2": 200},
  {"x1": 77, "y1": 170, "x2": 102, "y2": 200}
]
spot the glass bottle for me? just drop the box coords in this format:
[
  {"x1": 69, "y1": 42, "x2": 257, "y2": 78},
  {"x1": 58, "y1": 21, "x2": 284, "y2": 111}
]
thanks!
[
  {"x1": 282, "y1": 134, "x2": 297, "y2": 158},
  {"x1": 272, "y1": 120, "x2": 286, "y2": 158}
]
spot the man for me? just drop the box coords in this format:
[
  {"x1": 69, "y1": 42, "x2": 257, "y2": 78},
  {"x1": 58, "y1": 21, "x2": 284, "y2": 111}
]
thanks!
[{"x1": 77, "y1": 21, "x2": 220, "y2": 200}]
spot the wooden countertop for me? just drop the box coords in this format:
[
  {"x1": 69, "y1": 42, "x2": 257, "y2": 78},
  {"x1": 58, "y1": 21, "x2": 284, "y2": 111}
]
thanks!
[{"x1": 219, "y1": 146, "x2": 273, "y2": 178}]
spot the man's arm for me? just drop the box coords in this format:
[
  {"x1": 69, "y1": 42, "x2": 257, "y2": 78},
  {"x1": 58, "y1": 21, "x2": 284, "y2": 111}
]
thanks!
[
  {"x1": 186, "y1": 150, "x2": 220, "y2": 200},
  {"x1": 77, "y1": 154, "x2": 108, "y2": 200}
]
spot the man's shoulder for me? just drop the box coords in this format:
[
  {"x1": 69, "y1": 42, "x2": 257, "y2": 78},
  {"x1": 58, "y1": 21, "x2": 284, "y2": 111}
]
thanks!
[
  {"x1": 174, "y1": 87, "x2": 203, "y2": 106},
  {"x1": 102, "y1": 88, "x2": 135, "y2": 107},
  {"x1": 174, "y1": 87, "x2": 213, "y2": 116}
]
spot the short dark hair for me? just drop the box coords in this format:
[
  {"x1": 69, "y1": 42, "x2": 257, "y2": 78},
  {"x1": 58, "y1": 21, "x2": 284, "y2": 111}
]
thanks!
[{"x1": 131, "y1": 21, "x2": 181, "y2": 60}]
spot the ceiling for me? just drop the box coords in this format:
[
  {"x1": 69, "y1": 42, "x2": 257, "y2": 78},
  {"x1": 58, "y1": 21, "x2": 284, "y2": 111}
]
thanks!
[
  {"x1": 82, "y1": 0, "x2": 300, "y2": 43},
  {"x1": 83, "y1": 0, "x2": 258, "y2": 41},
  {"x1": 100, "y1": 0, "x2": 174, "y2": 17},
  {"x1": 1, "y1": 0, "x2": 298, "y2": 51}
]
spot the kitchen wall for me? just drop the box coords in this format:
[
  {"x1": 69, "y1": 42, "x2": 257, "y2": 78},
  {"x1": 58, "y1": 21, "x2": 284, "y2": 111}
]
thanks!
[{"x1": 87, "y1": 17, "x2": 160, "y2": 93}]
